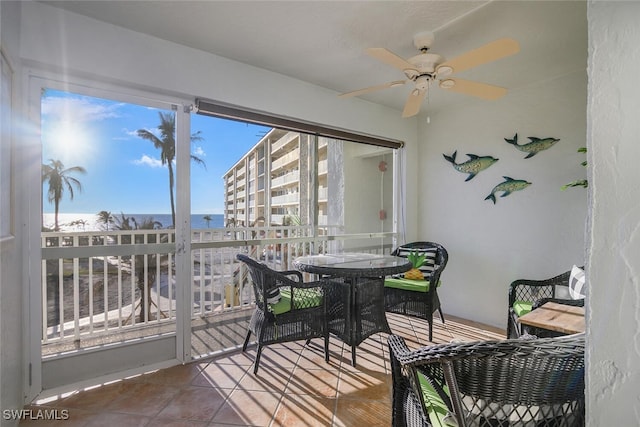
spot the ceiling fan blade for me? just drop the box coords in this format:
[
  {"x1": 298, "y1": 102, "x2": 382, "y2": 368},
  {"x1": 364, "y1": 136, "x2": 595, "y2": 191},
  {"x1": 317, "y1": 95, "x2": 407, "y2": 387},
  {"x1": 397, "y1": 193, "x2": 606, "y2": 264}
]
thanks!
[
  {"x1": 437, "y1": 38, "x2": 519, "y2": 75},
  {"x1": 338, "y1": 80, "x2": 406, "y2": 98},
  {"x1": 439, "y1": 78, "x2": 507, "y2": 100},
  {"x1": 402, "y1": 89, "x2": 427, "y2": 118},
  {"x1": 366, "y1": 48, "x2": 416, "y2": 72}
]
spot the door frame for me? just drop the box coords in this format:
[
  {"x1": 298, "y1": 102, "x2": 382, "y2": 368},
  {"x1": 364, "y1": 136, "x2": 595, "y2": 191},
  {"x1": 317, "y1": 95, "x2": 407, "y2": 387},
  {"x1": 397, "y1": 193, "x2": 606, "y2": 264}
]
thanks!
[{"x1": 25, "y1": 71, "x2": 193, "y2": 400}]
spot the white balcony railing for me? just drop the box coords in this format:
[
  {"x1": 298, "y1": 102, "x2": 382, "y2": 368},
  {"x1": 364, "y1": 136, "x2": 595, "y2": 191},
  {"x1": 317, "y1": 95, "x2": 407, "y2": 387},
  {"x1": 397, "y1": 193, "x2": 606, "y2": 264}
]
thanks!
[
  {"x1": 318, "y1": 159, "x2": 328, "y2": 175},
  {"x1": 40, "y1": 226, "x2": 397, "y2": 352},
  {"x1": 318, "y1": 187, "x2": 328, "y2": 201},
  {"x1": 271, "y1": 171, "x2": 300, "y2": 188},
  {"x1": 271, "y1": 193, "x2": 299, "y2": 205},
  {"x1": 271, "y1": 148, "x2": 300, "y2": 170},
  {"x1": 270, "y1": 132, "x2": 298, "y2": 154}
]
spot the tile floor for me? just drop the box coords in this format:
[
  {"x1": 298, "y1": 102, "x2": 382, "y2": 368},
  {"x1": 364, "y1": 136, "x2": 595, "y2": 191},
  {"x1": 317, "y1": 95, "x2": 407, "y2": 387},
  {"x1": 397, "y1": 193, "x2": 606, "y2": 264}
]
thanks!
[{"x1": 20, "y1": 314, "x2": 505, "y2": 426}]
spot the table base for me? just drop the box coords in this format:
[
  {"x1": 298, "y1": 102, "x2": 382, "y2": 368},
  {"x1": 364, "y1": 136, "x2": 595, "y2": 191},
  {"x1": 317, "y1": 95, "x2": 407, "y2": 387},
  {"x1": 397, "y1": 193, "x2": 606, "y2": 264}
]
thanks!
[{"x1": 326, "y1": 276, "x2": 390, "y2": 366}]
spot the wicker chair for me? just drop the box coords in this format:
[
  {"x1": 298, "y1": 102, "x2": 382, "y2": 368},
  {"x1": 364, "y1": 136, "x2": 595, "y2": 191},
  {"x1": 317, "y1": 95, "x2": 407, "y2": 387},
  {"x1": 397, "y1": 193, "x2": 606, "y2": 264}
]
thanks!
[
  {"x1": 385, "y1": 242, "x2": 448, "y2": 341},
  {"x1": 507, "y1": 268, "x2": 585, "y2": 339},
  {"x1": 388, "y1": 333, "x2": 585, "y2": 427},
  {"x1": 236, "y1": 254, "x2": 329, "y2": 374}
]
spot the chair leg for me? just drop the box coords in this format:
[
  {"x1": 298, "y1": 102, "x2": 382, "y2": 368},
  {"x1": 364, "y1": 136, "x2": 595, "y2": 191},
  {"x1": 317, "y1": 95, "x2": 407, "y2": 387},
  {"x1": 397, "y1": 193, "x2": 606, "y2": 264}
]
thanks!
[
  {"x1": 253, "y1": 345, "x2": 264, "y2": 375},
  {"x1": 428, "y1": 314, "x2": 434, "y2": 342},
  {"x1": 324, "y1": 334, "x2": 330, "y2": 363},
  {"x1": 438, "y1": 309, "x2": 445, "y2": 324},
  {"x1": 242, "y1": 330, "x2": 252, "y2": 352}
]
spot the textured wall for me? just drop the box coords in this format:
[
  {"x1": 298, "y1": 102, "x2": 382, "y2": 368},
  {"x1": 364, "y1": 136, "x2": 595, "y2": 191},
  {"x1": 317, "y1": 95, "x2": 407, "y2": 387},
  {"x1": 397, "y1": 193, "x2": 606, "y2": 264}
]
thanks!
[
  {"x1": 419, "y1": 71, "x2": 587, "y2": 328},
  {"x1": 587, "y1": 2, "x2": 640, "y2": 424}
]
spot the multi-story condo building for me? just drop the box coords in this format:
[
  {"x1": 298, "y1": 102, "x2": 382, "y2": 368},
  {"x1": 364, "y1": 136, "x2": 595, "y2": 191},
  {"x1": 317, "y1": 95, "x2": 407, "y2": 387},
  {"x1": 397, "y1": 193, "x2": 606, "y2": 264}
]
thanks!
[
  {"x1": 223, "y1": 129, "x2": 331, "y2": 227},
  {"x1": 222, "y1": 127, "x2": 397, "y2": 256}
]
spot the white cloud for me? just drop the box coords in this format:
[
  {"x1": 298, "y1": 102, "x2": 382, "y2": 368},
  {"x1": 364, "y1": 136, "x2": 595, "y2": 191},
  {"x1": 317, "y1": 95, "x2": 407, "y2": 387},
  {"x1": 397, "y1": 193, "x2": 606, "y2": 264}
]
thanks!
[
  {"x1": 133, "y1": 155, "x2": 163, "y2": 168},
  {"x1": 193, "y1": 146, "x2": 206, "y2": 157},
  {"x1": 42, "y1": 95, "x2": 122, "y2": 123},
  {"x1": 112, "y1": 128, "x2": 141, "y2": 141}
]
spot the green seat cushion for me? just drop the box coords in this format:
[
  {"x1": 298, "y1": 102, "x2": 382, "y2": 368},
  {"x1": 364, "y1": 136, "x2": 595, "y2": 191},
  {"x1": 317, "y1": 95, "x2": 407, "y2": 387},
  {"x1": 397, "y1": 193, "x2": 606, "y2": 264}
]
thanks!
[
  {"x1": 268, "y1": 287, "x2": 323, "y2": 315},
  {"x1": 513, "y1": 300, "x2": 533, "y2": 317},
  {"x1": 417, "y1": 371, "x2": 454, "y2": 427},
  {"x1": 384, "y1": 277, "x2": 441, "y2": 293}
]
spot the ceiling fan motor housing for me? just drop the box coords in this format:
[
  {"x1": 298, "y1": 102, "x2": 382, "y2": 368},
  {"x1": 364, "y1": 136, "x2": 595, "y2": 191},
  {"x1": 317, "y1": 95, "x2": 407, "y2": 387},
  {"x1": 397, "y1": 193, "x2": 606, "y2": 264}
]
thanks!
[{"x1": 408, "y1": 53, "x2": 443, "y2": 74}]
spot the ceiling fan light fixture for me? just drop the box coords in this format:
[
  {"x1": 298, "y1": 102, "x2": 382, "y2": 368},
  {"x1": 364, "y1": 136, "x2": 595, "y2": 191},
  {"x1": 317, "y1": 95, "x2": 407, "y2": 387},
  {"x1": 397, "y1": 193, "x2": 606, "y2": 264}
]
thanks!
[
  {"x1": 436, "y1": 65, "x2": 454, "y2": 77},
  {"x1": 439, "y1": 79, "x2": 455, "y2": 89},
  {"x1": 415, "y1": 75, "x2": 431, "y2": 91}
]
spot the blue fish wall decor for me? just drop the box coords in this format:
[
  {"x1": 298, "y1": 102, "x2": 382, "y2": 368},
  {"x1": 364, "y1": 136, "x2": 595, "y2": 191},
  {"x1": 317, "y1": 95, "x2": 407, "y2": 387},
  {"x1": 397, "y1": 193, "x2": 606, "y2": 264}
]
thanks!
[
  {"x1": 504, "y1": 133, "x2": 560, "y2": 158},
  {"x1": 443, "y1": 151, "x2": 499, "y2": 181},
  {"x1": 485, "y1": 176, "x2": 532, "y2": 204}
]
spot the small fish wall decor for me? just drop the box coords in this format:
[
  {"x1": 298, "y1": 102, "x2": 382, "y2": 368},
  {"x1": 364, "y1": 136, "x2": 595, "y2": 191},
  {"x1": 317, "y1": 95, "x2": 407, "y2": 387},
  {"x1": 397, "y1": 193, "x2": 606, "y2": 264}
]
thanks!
[
  {"x1": 504, "y1": 133, "x2": 560, "y2": 159},
  {"x1": 485, "y1": 176, "x2": 532, "y2": 204},
  {"x1": 443, "y1": 151, "x2": 499, "y2": 181}
]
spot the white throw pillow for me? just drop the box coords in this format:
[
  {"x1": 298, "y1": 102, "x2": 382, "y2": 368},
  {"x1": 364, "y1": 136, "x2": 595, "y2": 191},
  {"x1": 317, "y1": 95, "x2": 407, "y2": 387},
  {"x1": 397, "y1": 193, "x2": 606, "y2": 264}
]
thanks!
[{"x1": 568, "y1": 265, "x2": 586, "y2": 300}]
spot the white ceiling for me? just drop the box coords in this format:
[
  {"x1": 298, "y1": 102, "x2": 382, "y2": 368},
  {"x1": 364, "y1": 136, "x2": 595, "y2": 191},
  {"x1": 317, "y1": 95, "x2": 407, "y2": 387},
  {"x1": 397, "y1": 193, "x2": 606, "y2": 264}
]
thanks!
[{"x1": 41, "y1": 1, "x2": 587, "y2": 115}]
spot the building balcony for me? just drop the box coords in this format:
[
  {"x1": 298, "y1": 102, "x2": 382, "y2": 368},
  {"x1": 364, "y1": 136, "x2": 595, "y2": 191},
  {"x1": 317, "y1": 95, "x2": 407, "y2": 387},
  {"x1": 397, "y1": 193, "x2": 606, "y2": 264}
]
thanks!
[
  {"x1": 318, "y1": 186, "x2": 328, "y2": 201},
  {"x1": 271, "y1": 170, "x2": 300, "y2": 189},
  {"x1": 271, "y1": 193, "x2": 299, "y2": 206},
  {"x1": 270, "y1": 132, "x2": 298, "y2": 154},
  {"x1": 271, "y1": 148, "x2": 300, "y2": 170},
  {"x1": 318, "y1": 158, "x2": 328, "y2": 175}
]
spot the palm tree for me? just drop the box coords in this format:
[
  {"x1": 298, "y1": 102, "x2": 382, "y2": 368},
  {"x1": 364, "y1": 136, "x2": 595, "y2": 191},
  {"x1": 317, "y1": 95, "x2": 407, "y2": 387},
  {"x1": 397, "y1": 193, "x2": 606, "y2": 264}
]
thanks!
[
  {"x1": 42, "y1": 159, "x2": 87, "y2": 231},
  {"x1": 203, "y1": 215, "x2": 212, "y2": 228},
  {"x1": 136, "y1": 112, "x2": 205, "y2": 228},
  {"x1": 114, "y1": 213, "x2": 163, "y2": 321},
  {"x1": 96, "y1": 210, "x2": 114, "y2": 231}
]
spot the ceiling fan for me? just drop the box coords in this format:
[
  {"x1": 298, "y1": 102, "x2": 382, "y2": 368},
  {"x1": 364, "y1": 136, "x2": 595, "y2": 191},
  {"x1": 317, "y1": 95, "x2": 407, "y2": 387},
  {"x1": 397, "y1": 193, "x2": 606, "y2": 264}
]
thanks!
[{"x1": 339, "y1": 32, "x2": 520, "y2": 118}]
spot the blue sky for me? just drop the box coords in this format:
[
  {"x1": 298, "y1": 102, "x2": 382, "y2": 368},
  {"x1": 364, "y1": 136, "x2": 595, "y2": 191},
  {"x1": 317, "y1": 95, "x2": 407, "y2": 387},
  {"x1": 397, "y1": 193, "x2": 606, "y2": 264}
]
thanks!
[{"x1": 41, "y1": 89, "x2": 269, "y2": 215}]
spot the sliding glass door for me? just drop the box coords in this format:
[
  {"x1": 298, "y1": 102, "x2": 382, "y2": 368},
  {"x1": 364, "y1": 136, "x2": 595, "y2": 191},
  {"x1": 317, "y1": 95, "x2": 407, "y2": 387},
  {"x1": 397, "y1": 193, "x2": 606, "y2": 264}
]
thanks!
[
  {"x1": 30, "y1": 77, "x2": 194, "y2": 396},
  {"x1": 27, "y1": 76, "x2": 403, "y2": 395}
]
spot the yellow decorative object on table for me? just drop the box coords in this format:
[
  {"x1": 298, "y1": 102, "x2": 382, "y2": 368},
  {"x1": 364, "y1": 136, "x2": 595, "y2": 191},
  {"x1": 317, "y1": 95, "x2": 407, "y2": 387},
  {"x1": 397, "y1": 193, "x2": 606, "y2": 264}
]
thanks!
[{"x1": 405, "y1": 251, "x2": 426, "y2": 280}]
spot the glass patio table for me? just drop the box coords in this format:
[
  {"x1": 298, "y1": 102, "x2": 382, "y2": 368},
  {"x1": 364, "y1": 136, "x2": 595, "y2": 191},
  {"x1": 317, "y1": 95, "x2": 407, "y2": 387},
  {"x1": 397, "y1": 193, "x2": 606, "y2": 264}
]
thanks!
[{"x1": 293, "y1": 253, "x2": 412, "y2": 366}]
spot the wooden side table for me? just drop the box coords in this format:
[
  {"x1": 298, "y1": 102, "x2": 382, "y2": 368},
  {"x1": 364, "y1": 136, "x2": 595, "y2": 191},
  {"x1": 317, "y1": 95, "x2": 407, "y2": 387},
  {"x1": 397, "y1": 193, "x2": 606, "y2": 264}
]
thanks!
[{"x1": 518, "y1": 301, "x2": 585, "y2": 335}]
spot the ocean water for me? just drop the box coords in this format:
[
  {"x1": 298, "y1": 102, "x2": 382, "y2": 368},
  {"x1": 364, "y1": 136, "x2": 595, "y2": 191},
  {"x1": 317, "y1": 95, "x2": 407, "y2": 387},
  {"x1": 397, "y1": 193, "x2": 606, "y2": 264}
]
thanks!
[{"x1": 43, "y1": 213, "x2": 225, "y2": 232}]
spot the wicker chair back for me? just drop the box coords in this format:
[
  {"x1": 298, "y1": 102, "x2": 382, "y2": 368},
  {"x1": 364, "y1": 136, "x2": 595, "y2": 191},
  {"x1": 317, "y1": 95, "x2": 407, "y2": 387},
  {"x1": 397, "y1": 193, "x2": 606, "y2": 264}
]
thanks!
[
  {"x1": 236, "y1": 254, "x2": 330, "y2": 374},
  {"x1": 386, "y1": 241, "x2": 449, "y2": 341},
  {"x1": 388, "y1": 333, "x2": 585, "y2": 427}
]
